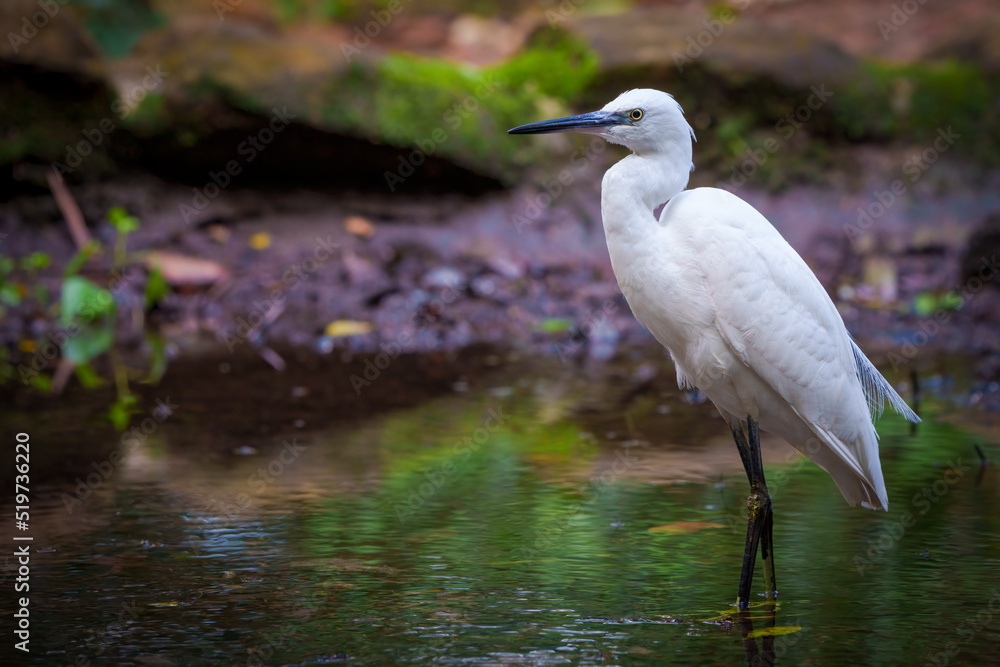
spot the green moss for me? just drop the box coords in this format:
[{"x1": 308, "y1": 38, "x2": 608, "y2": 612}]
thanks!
[
  {"x1": 119, "y1": 92, "x2": 168, "y2": 135},
  {"x1": 70, "y1": 0, "x2": 165, "y2": 59},
  {"x1": 835, "y1": 59, "x2": 999, "y2": 162},
  {"x1": 333, "y1": 32, "x2": 599, "y2": 181}
]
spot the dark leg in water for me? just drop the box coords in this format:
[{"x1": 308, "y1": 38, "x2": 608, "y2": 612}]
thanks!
[{"x1": 731, "y1": 416, "x2": 776, "y2": 608}]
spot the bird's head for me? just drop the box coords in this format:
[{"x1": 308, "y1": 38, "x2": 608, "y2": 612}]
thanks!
[{"x1": 508, "y1": 88, "x2": 695, "y2": 158}]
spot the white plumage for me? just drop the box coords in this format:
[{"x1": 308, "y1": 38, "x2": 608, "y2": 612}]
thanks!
[{"x1": 512, "y1": 89, "x2": 919, "y2": 511}]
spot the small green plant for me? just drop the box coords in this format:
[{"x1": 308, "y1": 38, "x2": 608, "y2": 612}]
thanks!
[
  {"x1": 4, "y1": 206, "x2": 172, "y2": 429},
  {"x1": 108, "y1": 206, "x2": 139, "y2": 268},
  {"x1": 0, "y1": 251, "x2": 52, "y2": 315}
]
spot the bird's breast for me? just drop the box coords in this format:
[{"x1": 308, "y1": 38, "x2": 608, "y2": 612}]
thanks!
[{"x1": 608, "y1": 232, "x2": 714, "y2": 359}]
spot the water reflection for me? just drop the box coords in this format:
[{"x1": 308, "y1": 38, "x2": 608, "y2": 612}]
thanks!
[{"x1": 3, "y1": 354, "x2": 999, "y2": 665}]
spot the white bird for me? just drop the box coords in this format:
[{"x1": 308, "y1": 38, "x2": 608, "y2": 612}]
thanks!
[{"x1": 509, "y1": 89, "x2": 920, "y2": 608}]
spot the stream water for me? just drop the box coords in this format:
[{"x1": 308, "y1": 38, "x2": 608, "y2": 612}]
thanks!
[{"x1": 2, "y1": 349, "x2": 998, "y2": 665}]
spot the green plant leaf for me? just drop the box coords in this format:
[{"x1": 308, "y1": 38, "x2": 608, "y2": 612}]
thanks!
[
  {"x1": 60, "y1": 276, "x2": 114, "y2": 325},
  {"x1": 537, "y1": 318, "x2": 572, "y2": 333},
  {"x1": 74, "y1": 363, "x2": 102, "y2": 389},
  {"x1": 0, "y1": 282, "x2": 21, "y2": 306},
  {"x1": 59, "y1": 276, "x2": 116, "y2": 364},
  {"x1": 22, "y1": 252, "x2": 51, "y2": 271},
  {"x1": 144, "y1": 267, "x2": 168, "y2": 310},
  {"x1": 108, "y1": 393, "x2": 138, "y2": 431},
  {"x1": 108, "y1": 206, "x2": 139, "y2": 234},
  {"x1": 143, "y1": 332, "x2": 168, "y2": 384},
  {"x1": 64, "y1": 241, "x2": 101, "y2": 278}
]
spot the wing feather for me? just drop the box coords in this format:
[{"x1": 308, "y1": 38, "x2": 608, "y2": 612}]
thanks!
[{"x1": 666, "y1": 189, "x2": 918, "y2": 485}]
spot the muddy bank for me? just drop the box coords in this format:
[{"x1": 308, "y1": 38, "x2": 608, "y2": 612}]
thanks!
[{"x1": 1, "y1": 150, "x2": 999, "y2": 401}]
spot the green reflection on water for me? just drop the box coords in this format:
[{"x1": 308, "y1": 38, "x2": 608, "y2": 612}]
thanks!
[{"x1": 23, "y1": 377, "x2": 1000, "y2": 665}]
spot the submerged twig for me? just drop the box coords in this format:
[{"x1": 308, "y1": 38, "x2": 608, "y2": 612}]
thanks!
[
  {"x1": 50, "y1": 358, "x2": 75, "y2": 394},
  {"x1": 46, "y1": 167, "x2": 91, "y2": 250}
]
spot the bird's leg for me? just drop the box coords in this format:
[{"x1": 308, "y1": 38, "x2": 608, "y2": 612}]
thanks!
[
  {"x1": 731, "y1": 417, "x2": 776, "y2": 608},
  {"x1": 750, "y1": 418, "x2": 777, "y2": 603}
]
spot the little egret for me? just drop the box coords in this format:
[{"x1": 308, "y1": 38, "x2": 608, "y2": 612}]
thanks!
[{"x1": 509, "y1": 89, "x2": 920, "y2": 608}]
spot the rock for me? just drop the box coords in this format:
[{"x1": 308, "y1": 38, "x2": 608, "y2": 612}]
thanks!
[
  {"x1": 962, "y1": 213, "x2": 1000, "y2": 287},
  {"x1": 422, "y1": 266, "x2": 465, "y2": 290},
  {"x1": 565, "y1": 8, "x2": 858, "y2": 93},
  {"x1": 930, "y1": 16, "x2": 1000, "y2": 72},
  {"x1": 0, "y1": 0, "x2": 101, "y2": 74}
]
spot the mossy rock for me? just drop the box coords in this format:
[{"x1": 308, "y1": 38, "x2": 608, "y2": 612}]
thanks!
[
  {"x1": 834, "y1": 59, "x2": 999, "y2": 164},
  {"x1": 121, "y1": 18, "x2": 598, "y2": 183}
]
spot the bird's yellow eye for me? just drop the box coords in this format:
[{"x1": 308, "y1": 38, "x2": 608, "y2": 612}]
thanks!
[{"x1": 629, "y1": 109, "x2": 643, "y2": 121}]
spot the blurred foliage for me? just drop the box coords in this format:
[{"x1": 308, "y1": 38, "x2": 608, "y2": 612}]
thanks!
[
  {"x1": 69, "y1": 0, "x2": 165, "y2": 58},
  {"x1": 273, "y1": 0, "x2": 357, "y2": 22},
  {"x1": 0, "y1": 251, "x2": 50, "y2": 313},
  {"x1": 912, "y1": 291, "x2": 964, "y2": 317},
  {"x1": 1, "y1": 207, "x2": 171, "y2": 427},
  {"x1": 835, "y1": 59, "x2": 998, "y2": 163},
  {"x1": 58, "y1": 273, "x2": 117, "y2": 365}
]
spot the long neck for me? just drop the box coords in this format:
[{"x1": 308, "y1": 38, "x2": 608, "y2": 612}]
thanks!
[{"x1": 601, "y1": 149, "x2": 691, "y2": 243}]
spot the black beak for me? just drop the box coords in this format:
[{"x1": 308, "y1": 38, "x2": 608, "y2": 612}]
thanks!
[{"x1": 508, "y1": 110, "x2": 620, "y2": 135}]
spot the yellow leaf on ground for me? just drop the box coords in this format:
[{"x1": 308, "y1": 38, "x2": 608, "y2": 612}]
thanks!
[
  {"x1": 249, "y1": 232, "x2": 272, "y2": 250},
  {"x1": 345, "y1": 216, "x2": 375, "y2": 238},
  {"x1": 648, "y1": 521, "x2": 726, "y2": 534},
  {"x1": 748, "y1": 626, "x2": 803, "y2": 639},
  {"x1": 324, "y1": 320, "x2": 374, "y2": 337}
]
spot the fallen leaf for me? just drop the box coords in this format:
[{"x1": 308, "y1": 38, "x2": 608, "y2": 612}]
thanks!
[
  {"x1": 142, "y1": 252, "x2": 228, "y2": 286},
  {"x1": 206, "y1": 224, "x2": 230, "y2": 244},
  {"x1": 648, "y1": 521, "x2": 726, "y2": 534},
  {"x1": 249, "y1": 232, "x2": 272, "y2": 250},
  {"x1": 537, "y1": 318, "x2": 572, "y2": 333},
  {"x1": 345, "y1": 216, "x2": 375, "y2": 238},
  {"x1": 324, "y1": 320, "x2": 374, "y2": 337},
  {"x1": 748, "y1": 626, "x2": 803, "y2": 639}
]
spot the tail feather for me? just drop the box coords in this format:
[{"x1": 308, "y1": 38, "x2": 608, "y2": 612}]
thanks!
[
  {"x1": 851, "y1": 340, "x2": 920, "y2": 424},
  {"x1": 807, "y1": 423, "x2": 888, "y2": 511}
]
